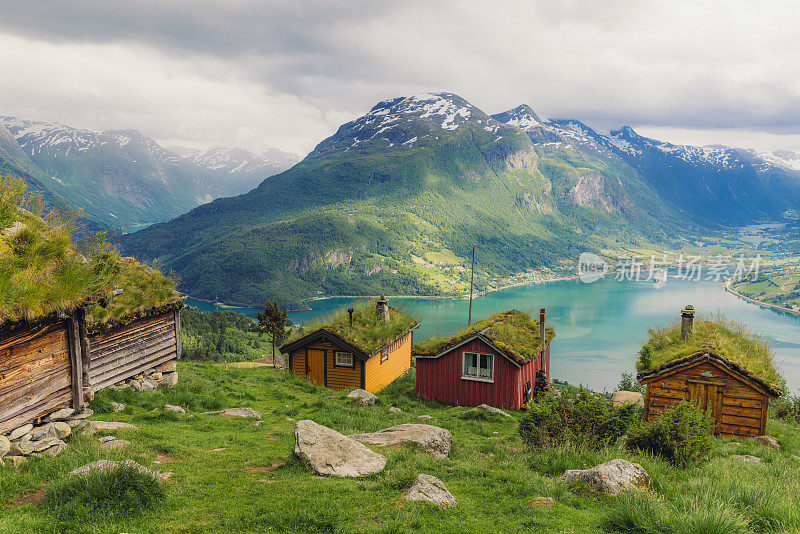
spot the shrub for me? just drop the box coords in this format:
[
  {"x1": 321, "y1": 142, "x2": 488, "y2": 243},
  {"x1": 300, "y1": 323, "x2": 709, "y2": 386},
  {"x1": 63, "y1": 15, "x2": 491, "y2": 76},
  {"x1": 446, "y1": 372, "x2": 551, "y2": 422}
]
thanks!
[
  {"x1": 626, "y1": 401, "x2": 713, "y2": 467},
  {"x1": 519, "y1": 389, "x2": 640, "y2": 449},
  {"x1": 46, "y1": 464, "x2": 166, "y2": 522},
  {"x1": 772, "y1": 393, "x2": 800, "y2": 425}
]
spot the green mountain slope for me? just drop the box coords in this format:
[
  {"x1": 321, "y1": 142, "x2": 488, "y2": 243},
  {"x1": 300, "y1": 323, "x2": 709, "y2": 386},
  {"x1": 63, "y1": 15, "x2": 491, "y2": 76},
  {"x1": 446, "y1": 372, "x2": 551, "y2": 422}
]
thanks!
[{"x1": 121, "y1": 93, "x2": 677, "y2": 307}]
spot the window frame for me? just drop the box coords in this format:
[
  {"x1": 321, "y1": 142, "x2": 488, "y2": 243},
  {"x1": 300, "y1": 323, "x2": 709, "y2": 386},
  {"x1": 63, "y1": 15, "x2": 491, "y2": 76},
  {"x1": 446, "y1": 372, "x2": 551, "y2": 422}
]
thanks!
[
  {"x1": 461, "y1": 351, "x2": 494, "y2": 383},
  {"x1": 334, "y1": 351, "x2": 354, "y2": 368},
  {"x1": 380, "y1": 347, "x2": 389, "y2": 363}
]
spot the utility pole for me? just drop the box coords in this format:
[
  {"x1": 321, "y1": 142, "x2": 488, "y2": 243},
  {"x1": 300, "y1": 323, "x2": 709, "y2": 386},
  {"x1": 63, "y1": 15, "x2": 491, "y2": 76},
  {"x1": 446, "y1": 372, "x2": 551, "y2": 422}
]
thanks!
[{"x1": 468, "y1": 244, "x2": 475, "y2": 326}]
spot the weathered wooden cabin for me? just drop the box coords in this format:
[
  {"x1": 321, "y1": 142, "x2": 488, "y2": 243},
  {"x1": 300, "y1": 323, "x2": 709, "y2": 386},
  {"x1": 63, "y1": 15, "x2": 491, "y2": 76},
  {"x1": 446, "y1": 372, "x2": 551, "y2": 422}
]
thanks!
[
  {"x1": 414, "y1": 310, "x2": 555, "y2": 410},
  {"x1": 280, "y1": 297, "x2": 418, "y2": 393},
  {"x1": 637, "y1": 307, "x2": 782, "y2": 438},
  {"x1": 0, "y1": 182, "x2": 183, "y2": 434}
]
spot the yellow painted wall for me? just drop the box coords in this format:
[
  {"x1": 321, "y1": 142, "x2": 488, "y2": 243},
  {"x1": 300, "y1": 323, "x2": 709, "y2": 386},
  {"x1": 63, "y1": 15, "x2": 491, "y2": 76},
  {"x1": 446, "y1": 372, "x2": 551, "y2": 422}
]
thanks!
[{"x1": 364, "y1": 331, "x2": 413, "y2": 393}]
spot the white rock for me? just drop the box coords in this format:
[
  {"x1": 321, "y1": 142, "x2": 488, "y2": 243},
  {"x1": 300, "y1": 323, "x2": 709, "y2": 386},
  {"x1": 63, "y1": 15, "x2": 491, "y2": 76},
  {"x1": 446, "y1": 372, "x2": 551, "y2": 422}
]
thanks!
[
  {"x1": 220, "y1": 407, "x2": 262, "y2": 419},
  {"x1": 99, "y1": 436, "x2": 116, "y2": 443},
  {"x1": 294, "y1": 420, "x2": 386, "y2": 478},
  {"x1": 465, "y1": 404, "x2": 512, "y2": 418},
  {"x1": 389, "y1": 407, "x2": 402, "y2": 414},
  {"x1": 69, "y1": 460, "x2": 169, "y2": 481},
  {"x1": 44, "y1": 407, "x2": 75, "y2": 422},
  {"x1": 561, "y1": 459, "x2": 650, "y2": 495},
  {"x1": 418, "y1": 415, "x2": 433, "y2": 420},
  {"x1": 732, "y1": 455, "x2": 762, "y2": 464},
  {"x1": 110, "y1": 402, "x2": 126, "y2": 412},
  {"x1": 161, "y1": 371, "x2": 178, "y2": 386},
  {"x1": 0, "y1": 436, "x2": 9, "y2": 458},
  {"x1": 610, "y1": 391, "x2": 644, "y2": 408},
  {"x1": 346, "y1": 389, "x2": 377, "y2": 406},
  {"x1": 406, "y1": 474, "x2": 457, "y2": 508},
  {"x1": 349, "y1": 424, "x2": 452, "y2": 458},
  {"x1": 164, "y1": 405, "x2": 185, "y2": 414},
  {"x1": 8, "y1": 424, "x2": 33, "y2": 441}
]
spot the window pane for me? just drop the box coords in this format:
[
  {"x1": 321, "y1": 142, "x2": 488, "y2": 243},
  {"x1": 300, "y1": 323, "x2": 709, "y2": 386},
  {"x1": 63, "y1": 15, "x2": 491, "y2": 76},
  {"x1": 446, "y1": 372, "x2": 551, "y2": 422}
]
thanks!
[
  {"x1": 479, "y1": 355, "x2": 493, "y2": 379},
  {"x1": 464, "y1": 353, "x2": 477, "y2": 376}
]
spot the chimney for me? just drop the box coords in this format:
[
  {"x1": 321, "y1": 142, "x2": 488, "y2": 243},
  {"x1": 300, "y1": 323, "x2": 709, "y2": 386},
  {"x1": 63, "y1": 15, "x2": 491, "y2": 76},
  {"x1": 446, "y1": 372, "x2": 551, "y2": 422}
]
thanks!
[
  {"x1": 347, "y1": 307, "x2": 355, "y2": 328},
  {"x1": 376, "y1": 295, "x2": 389, "y2": 323},
  {"x1": 681, "y1": 305, "x2": 695, "y2": 340},
  {"x1": 539, "y1": 308, "x2": 546, "y2": 366}
]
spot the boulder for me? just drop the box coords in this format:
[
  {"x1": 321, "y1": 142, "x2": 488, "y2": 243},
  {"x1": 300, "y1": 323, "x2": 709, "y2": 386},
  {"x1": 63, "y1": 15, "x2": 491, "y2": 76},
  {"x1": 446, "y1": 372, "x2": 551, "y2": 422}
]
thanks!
[
  {"x1": 754, "y1": 435, "x2": 780, "y2": 449},
  {"x1": 349, "y1": 424, "x2": 452, "y2": 458},
  {"x1": 44, "y1": 407, "x2": 75, "y2": 422},
  {"x1": 39, "y1": 440, "x2": 67, "y2": 457},
  {"x1": 80, "y1": 421, "x2": 139, "y2": 435},
  {"x1": 465, "y1": 404, "x2": 512, "y2": 418},
  {"x1": 100, "y1": 439, "x2": 131, "y2": 450},
  {"x1": 9, "y1": 438, "x2": 35, "y2": 456},
  {"x1": 389, "y1": 407, "x2": 403, "y2": 414},
  {"x1": 0, "y1": 436, "x2": 9, "y2": 458},
  {"x1": 164, "y1": 405, "x2": 186, "y2": 414},
  {"x1": 110, "y1": 402, "x2": 126, "y2": 413},
  {"x1": 610, "y1": 391, "x2": 644, "y2": 408},
  {"x1": 405, "y1": 474, "x2": 456, "y2": 508},
  {"x1": 294, "y1": 420, "x2": 386, "y2": 477},
  {"x1": 68, "y1": 409, "x2": 94, "y2": 420},
  {"x1": 346, "y1": 389, "x2": 376, "y2": 406},
  {"x1": 31, "y1": 436, "x2": 63, "y2": 453},
  {"x1": 30, "y1": 422, "x2": 71, "y2": 441},
  {"x1": 7, "y1": 424, "x2": 33, "y2": 441},
  {"x1": 155, "y1": 360, "x2": 177, "y2": 373},
  {"x1": 561, "y1": 459, "x2": 650, "y2": 495},
  {"x1": 221, "y1": 407, "x2": 262, "y2": 419},
  {"x1": 732, "y1": 455, "x2": 762, "y2": 464},
  {"x1": 69, "y1": 460, "x2": 170, "y2": 481},
  {"x1": 161, "y1": 372, "x2": 178, "y2": 386}
]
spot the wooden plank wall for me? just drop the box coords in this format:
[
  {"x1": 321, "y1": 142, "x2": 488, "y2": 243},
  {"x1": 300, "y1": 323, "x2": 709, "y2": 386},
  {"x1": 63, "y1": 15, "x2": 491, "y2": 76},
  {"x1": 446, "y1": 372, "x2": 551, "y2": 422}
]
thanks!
[
  {"x1": 644, "y1": 360, "x2": 768, "y2": 437},
  {"x1": 0, "y1": 320, "x2": 73, "y2": 434},
  {"x1": 364, "y1": 332, "x2": 412, "y2": 393},
  {"x1": 87, "y1": 311, "x2": 178, "y2": 392}
]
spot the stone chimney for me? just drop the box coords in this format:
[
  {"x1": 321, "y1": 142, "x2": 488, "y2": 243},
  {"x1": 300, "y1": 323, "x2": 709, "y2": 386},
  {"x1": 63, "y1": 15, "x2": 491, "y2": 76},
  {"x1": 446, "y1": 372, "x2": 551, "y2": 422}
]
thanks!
[
  {"x1": 681, "y1": 305, "x2": 695, "y2": 340},
  {"x1": 376, "y1": 295, "x2": 389, "y2": 323}
]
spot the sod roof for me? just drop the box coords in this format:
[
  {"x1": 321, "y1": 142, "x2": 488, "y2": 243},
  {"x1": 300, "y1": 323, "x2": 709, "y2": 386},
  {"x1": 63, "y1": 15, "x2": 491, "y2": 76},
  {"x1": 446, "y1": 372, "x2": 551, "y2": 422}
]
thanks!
[
  {"x1": 636, "y1": 317, "x2": 783, "y2": 392},
  {"x1": 282, "y1": 300, "x2": 418, "y2": 357},
  {"x1": 413, "y1": 310, "x2": 555, "y2": 365},
  {"x1": 0, "y1": 175, "x2": 182, "y2": 331}
]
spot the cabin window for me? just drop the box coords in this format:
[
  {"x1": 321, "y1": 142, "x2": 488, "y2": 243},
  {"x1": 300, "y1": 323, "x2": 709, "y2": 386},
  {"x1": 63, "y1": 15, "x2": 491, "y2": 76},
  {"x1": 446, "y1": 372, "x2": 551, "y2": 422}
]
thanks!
[
  {"x1": 335, "y1": 352, "x2": 354, "y2": 367},
  {"x1": 381, "y1": 347, "x2": 389, "y2": 363},
  {"x1": 462, "y1": 352, "x2": 494, "y2": 382}
]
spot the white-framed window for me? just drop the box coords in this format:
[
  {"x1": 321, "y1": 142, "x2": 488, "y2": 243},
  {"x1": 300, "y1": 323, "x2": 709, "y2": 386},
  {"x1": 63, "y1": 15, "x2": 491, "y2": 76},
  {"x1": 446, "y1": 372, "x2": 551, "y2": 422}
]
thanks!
[
  {"x1": 381, "y1": 347, "x2": 389, "y2": 363},
  {"x1": 462, "y1": 352, "x2": 494, "y2": 382},
  {"x1": 335, "y1": 351, "x2": 354, "y2": 367}
]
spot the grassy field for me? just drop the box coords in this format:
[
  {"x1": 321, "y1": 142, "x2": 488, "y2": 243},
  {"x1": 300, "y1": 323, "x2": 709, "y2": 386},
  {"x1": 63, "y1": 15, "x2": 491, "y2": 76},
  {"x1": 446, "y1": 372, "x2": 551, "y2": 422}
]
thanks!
[{"x1": 1, "y1": 364, "x2": 799, "y2": 533}]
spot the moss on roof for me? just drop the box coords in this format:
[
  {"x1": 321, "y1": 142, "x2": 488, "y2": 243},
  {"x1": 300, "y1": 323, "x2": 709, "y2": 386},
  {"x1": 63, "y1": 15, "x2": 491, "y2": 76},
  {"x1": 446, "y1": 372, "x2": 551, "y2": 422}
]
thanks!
[
  {"x1": 284, "y1": 300, "x2": 418, "y2": 355},
  {"x1": 0, "y1": 175, "x2": 181, "y2": 329},
  {"x1": 637, "y1": 315, "x2": 783, "y2": 389},
  {"x1": 413, "y1": 310, "x2": 555, "y2": 364}
]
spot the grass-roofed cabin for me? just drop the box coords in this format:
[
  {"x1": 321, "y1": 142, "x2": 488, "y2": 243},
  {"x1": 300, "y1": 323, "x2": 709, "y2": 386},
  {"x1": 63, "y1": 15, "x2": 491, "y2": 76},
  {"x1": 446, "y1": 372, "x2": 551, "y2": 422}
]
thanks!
[
  {"x1": 637, "y1": 307, "x2": 783, "y2": 438},
  {"x1": 280, "y1": 297, "x2": 419, "y2": 393},
  {"x1": 0, "y1": 176, "x2": 183, "y2": 434},
  {"x1": 413, "y1": 310, "x2": 555, "y2": 410}
]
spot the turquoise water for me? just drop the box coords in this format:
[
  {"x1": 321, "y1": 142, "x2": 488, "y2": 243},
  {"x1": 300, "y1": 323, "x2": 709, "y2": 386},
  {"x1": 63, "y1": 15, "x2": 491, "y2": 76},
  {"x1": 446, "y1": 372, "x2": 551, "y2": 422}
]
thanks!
[{"x1": 186, "y1": 277, "x2": 800, "y2": 392}]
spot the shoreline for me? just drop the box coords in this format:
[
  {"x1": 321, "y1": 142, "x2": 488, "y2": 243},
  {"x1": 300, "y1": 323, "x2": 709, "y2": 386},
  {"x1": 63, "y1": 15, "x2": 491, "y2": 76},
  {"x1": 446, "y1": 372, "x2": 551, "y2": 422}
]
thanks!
[{"x1": 724, "y1": 278, "x2": 800, "y2": 317}]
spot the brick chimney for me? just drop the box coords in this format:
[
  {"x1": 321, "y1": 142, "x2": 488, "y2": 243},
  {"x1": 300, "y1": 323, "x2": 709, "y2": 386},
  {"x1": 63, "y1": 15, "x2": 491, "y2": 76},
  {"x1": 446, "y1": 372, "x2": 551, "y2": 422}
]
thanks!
[
  {"x1": 681, "y1": 305, "x2": 695, "y2": 340},
  {"x1": 376, "y1": 295, "x2": 390, "y2": 323}
]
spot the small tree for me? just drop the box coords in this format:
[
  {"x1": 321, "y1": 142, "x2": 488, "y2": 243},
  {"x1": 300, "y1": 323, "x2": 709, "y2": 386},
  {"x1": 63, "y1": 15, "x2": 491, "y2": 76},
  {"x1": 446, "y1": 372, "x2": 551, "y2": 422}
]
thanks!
[{"x1": 256, "y1": 300, "x2": 292, "y2": 366}]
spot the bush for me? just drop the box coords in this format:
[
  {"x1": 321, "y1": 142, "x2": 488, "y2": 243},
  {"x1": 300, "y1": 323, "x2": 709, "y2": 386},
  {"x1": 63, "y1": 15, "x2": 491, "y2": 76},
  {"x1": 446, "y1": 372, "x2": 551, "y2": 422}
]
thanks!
[
  {"x1": 626, "y1": 401, "x2": 713, "y2": 467},
  {"x1": 46, "y1": 464, "x2": 166, "y2": 522},
  {"x1": 617, "y1": 371, "x2": 645, "y2": 393},
  {"x1": 772, "y1": 393, "x2": 800, "y2": 425},
  {"x1": 519, "y1": 389, "x2": 640, "y2": 449}
]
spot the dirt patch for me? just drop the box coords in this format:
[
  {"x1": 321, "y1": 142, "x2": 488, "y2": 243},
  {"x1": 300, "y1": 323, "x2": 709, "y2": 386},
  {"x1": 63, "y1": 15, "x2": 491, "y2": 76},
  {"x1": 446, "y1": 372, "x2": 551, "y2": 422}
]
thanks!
[
  {"x1": 5, "y1": 483, "x2": 47, "y2": 507},
  {"x1": 154, "y1": 452, "x2": 180, "y2": 464},
  {"x1": 246, "y1": 461, "x2": 286, "y2": 473}
]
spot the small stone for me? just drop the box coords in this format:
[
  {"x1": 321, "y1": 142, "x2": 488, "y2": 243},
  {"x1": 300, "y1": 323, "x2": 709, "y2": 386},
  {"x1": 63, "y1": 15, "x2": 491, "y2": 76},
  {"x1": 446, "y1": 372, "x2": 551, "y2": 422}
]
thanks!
[
  {"x1": 155, "y1": 360, "x2": 177, "y2": 373},
  {"x1": 220, "y1": 407, "x2": 262, "y2": 419},
  {"x1": 732, "y1": 455, "x2": 762, "y2": 464},
  {"x1": 418, "y1": 415, "x2": 433, "y2": 420},
  {"x1": 110, "y1": 402, "x2": 126, "y2": 412},
  {"x1": 69, "y1": 460, "x2": 169, "y2": 481},
  {"x1": 68, "y1": 409, "x2": 94, "y2": 420},
  {"x1": 164, "y1": 405, "x2": 185, "y2": 414},
  {"x1": 99, "y1": 436, "x2": 116, "y2": 443},
  {"x1": 406, "y1": 474, "x2": 456, "y2": 508},
  {"x1": 44, "y1": 407, "x2": 75, "y2": 422},
  {"x1": 100, "y1": 439, "x2": 131, "y2": 450},
  {"x1": 464, "y1": 404, "x2": 512, "y2": 418},
  {"x1": 531, "y1": 497, "x2": 555, "y2": 507},
  {"x1": 150, "y1": 372, "x2": 163, "y2": 381},
  {"x1": 389, "y1": 407, "x2": 402, "y2": 414},
  {"x1": 161, "y1": 371, "x2": 178, "y2": 386},
  {"x1": 9, "y1": 438, "x2": 35, "y2": 456},
  {"x1": 346, "y1": 389, "x2": 376, "y2": 406},
  {"x1": 754, "y1": 435, "x2": 780, "y2": 450},
  {"x1": 731, "y1": 442, "x2": 742, "y2": 446},
  {"x1": 561, "y1": 459, "x2": 650, "y2": 495},
  {"x1": 0, "y1": 436, "x2": 10, "y2": 458},
  {"x1": 4, "y1": 455, "x2": 27, "y2": 468},
  {"x1": 8, "y1": 424, "x2": 33, "y2": 441}
]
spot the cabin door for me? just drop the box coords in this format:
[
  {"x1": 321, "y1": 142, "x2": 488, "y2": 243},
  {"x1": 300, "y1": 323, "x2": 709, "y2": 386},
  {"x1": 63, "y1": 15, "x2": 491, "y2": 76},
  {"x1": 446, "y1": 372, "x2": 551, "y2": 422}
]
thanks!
[
  {"x1": 307, "y1": 349, "x2": 325, "y2": 386},
  {"x1": 687, "y1": 379, "x2": 724, "y2": 431}
]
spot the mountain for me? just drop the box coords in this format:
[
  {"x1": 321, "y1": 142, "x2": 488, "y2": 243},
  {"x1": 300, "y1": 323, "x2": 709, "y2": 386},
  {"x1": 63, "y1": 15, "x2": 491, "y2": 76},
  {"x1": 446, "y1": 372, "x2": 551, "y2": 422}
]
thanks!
[
  {"x1": 185, "y1": 146, "x2": 299, "y2": 195},
  {"x1": 0, "y1": 117, "x2": 295, "y2": 229},
  {"x1": 120, "y1": 93, "x2": 683, "y2": 307}
]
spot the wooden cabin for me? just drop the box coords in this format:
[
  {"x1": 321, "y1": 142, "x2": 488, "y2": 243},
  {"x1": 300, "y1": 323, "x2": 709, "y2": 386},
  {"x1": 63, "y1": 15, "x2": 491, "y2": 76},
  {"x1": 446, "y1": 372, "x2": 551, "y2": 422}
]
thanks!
[
  {"x1": 637, "y1": 308, "x2": 782, "y2": 438},
  {"x1": 280, "y1": 297, "x2": 418, "y2": 393},
  {"x1": 414, "y1": 310, "x2": 554, "y2": 410}
]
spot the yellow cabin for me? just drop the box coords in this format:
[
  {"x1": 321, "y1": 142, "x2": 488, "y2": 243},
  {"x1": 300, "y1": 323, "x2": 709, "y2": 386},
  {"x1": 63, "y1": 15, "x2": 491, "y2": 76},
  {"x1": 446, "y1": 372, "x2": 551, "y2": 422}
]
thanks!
[{"x1": 280, "y1": 297, "x2": 419, "y2": 393}]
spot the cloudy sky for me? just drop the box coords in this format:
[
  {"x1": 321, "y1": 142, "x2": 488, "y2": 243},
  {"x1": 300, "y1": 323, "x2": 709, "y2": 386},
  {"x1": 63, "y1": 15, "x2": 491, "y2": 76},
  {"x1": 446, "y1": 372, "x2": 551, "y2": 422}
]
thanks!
[{"x1": 1, "y1": 0, "x2": 799, "y2": 156}]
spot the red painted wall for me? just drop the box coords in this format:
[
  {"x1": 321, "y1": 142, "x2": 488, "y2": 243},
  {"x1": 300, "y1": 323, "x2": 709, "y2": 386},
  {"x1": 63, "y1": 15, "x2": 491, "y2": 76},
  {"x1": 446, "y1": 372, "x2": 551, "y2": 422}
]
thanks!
[{"x1": 415, "y1": 338, "x2": 547, "y2": 410}]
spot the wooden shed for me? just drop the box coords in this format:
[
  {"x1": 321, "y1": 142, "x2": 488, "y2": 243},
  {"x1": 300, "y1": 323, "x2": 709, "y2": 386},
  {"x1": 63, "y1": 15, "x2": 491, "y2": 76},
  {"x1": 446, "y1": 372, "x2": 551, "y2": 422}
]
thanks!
[
  {"x1": 414, "y1": 310, "x2": 554, "y2": 410},
  {"x1": 637, "y1": 309, "x2": 782, "y2": 438},
  {"x1": 280, "y1": 298, "x2": 418, "y2": 393}
]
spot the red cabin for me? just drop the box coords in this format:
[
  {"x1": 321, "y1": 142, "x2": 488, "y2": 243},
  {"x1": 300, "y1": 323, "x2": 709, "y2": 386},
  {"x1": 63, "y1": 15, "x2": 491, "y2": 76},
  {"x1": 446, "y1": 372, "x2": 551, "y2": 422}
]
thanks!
[{"x1": 413, "y1": 310, "x2": 554, "y2": 410}]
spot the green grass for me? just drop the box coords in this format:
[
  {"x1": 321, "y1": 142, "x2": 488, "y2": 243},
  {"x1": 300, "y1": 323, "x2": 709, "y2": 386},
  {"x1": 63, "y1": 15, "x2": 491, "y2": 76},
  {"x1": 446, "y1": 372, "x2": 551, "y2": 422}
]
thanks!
[
  {"x1": 638, "y1": 314, "x2": 783, "y2": 389},
  {"x1": 1, "y1": 363, "x2": 799, "y2": 533}
]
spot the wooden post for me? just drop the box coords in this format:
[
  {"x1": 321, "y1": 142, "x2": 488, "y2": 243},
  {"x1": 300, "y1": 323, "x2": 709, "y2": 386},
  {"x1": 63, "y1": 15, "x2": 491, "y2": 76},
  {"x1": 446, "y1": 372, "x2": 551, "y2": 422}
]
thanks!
[
  {"x1": 174, "y1": 308, "x2": 182, "y2": 360},
  {"x1": 67, "y1": 312, "x2": 85, "y2": 411},
  {"x1": 76, "y1": 308, "x2": 92, "y2": 400}
]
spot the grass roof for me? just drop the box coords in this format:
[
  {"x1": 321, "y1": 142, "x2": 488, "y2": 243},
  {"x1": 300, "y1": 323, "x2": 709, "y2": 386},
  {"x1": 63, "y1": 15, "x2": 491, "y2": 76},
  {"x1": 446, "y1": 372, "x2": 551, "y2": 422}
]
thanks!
[
  {"x1": 414, "y1": 310, "x2": 555, "y2": 364},
  {"x1": 0, "y1": 175, "x2": 181, "y2": 330},
  {"x1": 285, "y1": 300, "x2": 418, "y2": 355},
  {"x1": 637, "y1": 314, "x2": 783, "y2": 389}
]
